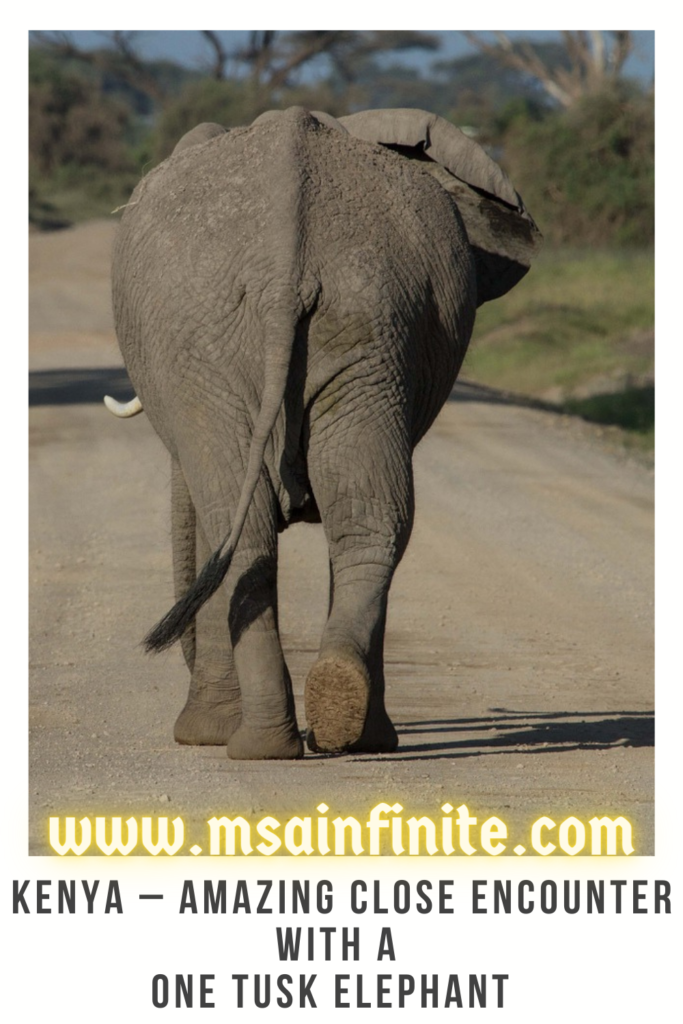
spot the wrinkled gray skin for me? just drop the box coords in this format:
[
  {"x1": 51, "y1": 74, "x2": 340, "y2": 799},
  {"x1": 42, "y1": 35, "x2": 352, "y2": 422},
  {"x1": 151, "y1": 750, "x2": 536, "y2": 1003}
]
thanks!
[{"x1": 112, "y1": 107, "x2": 539, "y2": 760}]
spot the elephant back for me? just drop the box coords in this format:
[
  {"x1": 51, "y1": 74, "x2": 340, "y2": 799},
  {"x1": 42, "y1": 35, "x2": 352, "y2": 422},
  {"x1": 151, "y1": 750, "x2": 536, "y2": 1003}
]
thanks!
[{"x1": 338, "y1": 108, "x2": 542, "y2": 305}]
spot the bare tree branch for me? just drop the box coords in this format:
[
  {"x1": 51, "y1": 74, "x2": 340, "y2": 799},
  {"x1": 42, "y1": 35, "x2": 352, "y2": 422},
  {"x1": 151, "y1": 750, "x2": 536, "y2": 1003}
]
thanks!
[
  {"x1": 609, "y1": 31, "x2": 633, "y2": 76},
  {"x1": 589, "y1": 30, "x2": 606, "y2": 78},
  {"x1": 32, "y1": 30, "x2": 167, "y2": 106},
  {"x1": 266, "y1": 31, "x2": 345, "y2": 91},
  {"x1": 109, "y1": 31, "x2": 167, "y2": 103},
  {"x1": 201, "y1": 30, "x2": 229, "y2": 81},
  {"x1": 231, "y1": 30, "x2": 279, "y2": 84},
  {"x1": 465, "y1": 31, "x2": 573, "y2": 107},
  {"x1": 463, "y1": 30, "x2": 633, "y2": 109},
  {"x1": 228, "y1": 30, "x2": 440, "y2": 93}
]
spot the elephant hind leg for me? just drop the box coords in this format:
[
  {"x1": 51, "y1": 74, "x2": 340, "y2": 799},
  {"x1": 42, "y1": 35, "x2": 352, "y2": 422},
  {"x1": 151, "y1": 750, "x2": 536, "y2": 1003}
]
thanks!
[
  {"x1": 305, "y1": 655, "x2": 371, "y2": 754},
  {"x1": 222, "y1": 547, "x2": 302, "y2": 760},
  {"x1": 170, "y1": 458, "x2": 197, "y2": 674},
  {"x1": 171, "y1": 460, "x2": 242, "y2": 746},
  {"x1": 182, "y1": 448, "x2": 303, "y2": 760},
  {"x1": 304, "y1": 410, "x2": 414, "y2": 754},
  {"x1": 174, "y1": 516, "x2": 242, "y2": 746},
  {"x1": 305, "y1": 583, "x2": 400, "y2": 755}
]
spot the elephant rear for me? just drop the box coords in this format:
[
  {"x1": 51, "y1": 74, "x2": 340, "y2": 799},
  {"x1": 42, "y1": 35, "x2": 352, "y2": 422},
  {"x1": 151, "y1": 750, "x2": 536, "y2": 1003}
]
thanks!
[{"x1": 109, "y1": 107, "x2": 540, "y2": 759}]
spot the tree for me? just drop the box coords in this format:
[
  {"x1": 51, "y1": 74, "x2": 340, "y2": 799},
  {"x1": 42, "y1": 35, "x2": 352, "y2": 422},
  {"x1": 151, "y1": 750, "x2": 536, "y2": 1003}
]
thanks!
[
  {"x1": 502, "y1": 83, "x2": 654, "y2": 246},
  {"x1": 31, "y1": 30, "x2": 440, "y2": 111},
  {"x1": 462, "y1": 31, "x2": 633, "y2": 108},
  {"x1": 31, "y1": 31, "x2": 169, "y2": 110},
  {"x1": 139, "y1": 30, "x2": 442, "y2": 159},
  {"x1": 29, "y1": 48, "x2": 132, "y2": 176},
  {"x1": 152, "y1": 79, "x2": 264, "y2": 161},
  {"x1": 211, "y1": 29, "x2": 439, "y2": 92}
]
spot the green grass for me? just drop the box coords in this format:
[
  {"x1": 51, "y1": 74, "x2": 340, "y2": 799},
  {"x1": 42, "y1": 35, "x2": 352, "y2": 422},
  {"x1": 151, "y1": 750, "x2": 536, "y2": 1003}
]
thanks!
[
  {"x1": 462, "y1": 248, "x2": 654, "y2": 444},
  {"x1": 29, "y1": 168, "x2": 140, "y2": 227}
]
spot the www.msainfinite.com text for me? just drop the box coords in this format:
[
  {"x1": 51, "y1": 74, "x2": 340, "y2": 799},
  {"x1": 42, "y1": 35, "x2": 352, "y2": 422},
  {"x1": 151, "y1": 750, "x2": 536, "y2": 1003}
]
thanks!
[{"x1": 47, "y1": 803, "x2": 634, "y2": 855}]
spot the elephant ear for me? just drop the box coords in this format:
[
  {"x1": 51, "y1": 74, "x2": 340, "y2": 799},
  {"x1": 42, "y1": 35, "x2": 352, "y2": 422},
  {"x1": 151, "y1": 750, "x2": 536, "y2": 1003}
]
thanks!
[{"x1": 338, "y1": 108, "x2": 542, "y2": 305}]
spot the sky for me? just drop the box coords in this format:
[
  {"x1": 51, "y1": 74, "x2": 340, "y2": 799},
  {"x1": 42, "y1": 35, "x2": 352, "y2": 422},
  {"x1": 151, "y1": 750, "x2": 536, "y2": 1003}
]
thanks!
[{"x1": 46, "y1": 30, "x2": 655, "y2": 83}]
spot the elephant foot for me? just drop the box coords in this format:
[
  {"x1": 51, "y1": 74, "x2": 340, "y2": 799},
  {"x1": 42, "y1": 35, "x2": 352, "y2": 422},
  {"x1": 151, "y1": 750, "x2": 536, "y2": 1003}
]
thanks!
[
  {"x1": 174, "y1": 701, "x2": 241, "y2": 746},
  {"x1": 305, "y1": 655, "x2": 370, "y2": 754},
  {"x1": 226, "y1": 722, "x2": 304, "y2": 760},
  {"x1": 348, "y1": 709, "x2": 398, "y2": 754}
]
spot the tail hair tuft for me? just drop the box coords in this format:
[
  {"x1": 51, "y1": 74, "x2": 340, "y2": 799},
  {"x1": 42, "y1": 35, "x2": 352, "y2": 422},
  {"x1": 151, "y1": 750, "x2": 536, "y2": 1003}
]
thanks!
[{"x1": 144, "y1": 547, "x2": 233, "y2": 653}]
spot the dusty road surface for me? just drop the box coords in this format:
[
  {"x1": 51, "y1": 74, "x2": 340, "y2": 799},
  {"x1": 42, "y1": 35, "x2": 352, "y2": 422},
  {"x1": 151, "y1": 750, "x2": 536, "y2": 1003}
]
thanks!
[{"x1": 29, "y1": 222, "x2": 654, "y2": 855}]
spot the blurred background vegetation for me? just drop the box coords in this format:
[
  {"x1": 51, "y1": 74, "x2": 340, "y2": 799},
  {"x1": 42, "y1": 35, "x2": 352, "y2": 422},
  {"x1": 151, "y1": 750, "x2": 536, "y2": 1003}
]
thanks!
[{"x1": 28, "y1": 30, "x2": 654, "y2": 448}]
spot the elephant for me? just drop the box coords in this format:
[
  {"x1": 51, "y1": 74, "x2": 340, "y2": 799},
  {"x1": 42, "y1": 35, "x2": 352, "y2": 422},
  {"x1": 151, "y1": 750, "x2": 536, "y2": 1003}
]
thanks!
[{"x1": 108, "y1": 106, "x2": 541, "y2": 760}]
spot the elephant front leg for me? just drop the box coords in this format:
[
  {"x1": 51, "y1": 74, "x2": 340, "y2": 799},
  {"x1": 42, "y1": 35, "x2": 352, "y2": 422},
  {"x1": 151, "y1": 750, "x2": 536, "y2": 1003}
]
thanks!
[
  {"x1": 171, "y1": 460, "x2": 241, "y2": 745},
  {"x1": 305, "y1": 419, "x2": 414, "y2": 754}
]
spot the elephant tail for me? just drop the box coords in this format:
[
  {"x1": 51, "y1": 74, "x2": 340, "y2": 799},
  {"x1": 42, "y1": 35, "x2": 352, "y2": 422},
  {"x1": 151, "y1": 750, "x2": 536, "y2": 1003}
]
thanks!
[
  {"x1": 143, "y1": 321, "x2": 298, "y2": 653},
  {"x1": 144, "y1": 107, "x2": 314, "y2": 654}
]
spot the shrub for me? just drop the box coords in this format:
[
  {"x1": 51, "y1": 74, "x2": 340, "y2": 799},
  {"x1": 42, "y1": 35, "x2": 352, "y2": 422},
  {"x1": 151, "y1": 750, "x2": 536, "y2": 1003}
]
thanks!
[
  {"x1": 502, "y1": 84, "x2": 654, "y2": 247},
  {"x1": 152, "y1": 79, "x2": 270, "y2": 161},
  {"x1": 29, "y1": 53, "x2": 132, "y2": 177}
]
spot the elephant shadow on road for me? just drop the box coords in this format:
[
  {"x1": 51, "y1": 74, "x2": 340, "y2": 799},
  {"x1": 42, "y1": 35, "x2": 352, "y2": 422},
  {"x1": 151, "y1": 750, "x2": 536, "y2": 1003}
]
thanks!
[
  {"x1": 358, "y1": 709, "x2": 654, "y2": 761},
  {"x1": 28, "y1": 368, "x2": 545, "y2": 415},
  {"x1": 29, "y1": 367, "x2": 132, "y2": 406}
]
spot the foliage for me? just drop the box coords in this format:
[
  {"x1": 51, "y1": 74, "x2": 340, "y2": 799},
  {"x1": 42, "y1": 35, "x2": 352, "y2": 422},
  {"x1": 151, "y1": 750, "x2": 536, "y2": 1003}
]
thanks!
[
  {"x1": 98, "y1": 57, "x2": 199, "y2": 116},
  {"x1": 564, "y1": 386, "x2": 654, "y2": 436},
  {"x1": 463, "y1": 31, "x2": 635, "y2": 109},
  {"x1": 433, "y1": 44, "x2": 565, "y2": 130},
  {"x1": 502, "y1": 84, "x2": 654, "y2": 247},
  {"x1": 29, "y1": 47, "x2": 140, "y2": 224},
  {"x1": 152, "y1": 79, "x2": 268, "y2": 161},
  {"x1": 29, "y1": 49, "x2": 132, "y2": 176},
  {"x1": 28, "y1": 32, "x2": 655, "y2": 253},
  {"x1": 27, "y1": 32, "x2": 654, "y2": 444},
  {"x1": 242, "y1": 30, "x2": 439, "y2": 94}
]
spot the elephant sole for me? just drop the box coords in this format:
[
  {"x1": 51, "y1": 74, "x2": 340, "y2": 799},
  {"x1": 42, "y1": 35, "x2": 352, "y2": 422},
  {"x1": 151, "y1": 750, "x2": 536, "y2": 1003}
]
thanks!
[{"x1": 304, "y1": 656, "x2": 370, "y2": 754}]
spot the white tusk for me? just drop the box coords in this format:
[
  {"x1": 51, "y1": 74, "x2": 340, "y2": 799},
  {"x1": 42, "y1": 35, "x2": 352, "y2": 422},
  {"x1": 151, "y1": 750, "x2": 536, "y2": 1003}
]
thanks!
[{"x1": 104, "y1": 395, "x2": 143, "y2": 418}]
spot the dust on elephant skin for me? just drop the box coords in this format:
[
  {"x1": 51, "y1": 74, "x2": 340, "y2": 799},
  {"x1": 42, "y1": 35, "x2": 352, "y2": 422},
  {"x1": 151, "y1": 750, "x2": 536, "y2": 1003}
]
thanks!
[{"x1": 110, "y1": 106, "x2": 540, "y2": 759}]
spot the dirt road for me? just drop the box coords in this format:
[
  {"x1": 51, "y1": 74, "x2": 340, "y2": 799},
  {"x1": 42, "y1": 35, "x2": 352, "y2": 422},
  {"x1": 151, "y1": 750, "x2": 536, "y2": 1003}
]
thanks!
[{"x1": 29, "y1": 222, "x2": 654, "y2": 855}]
